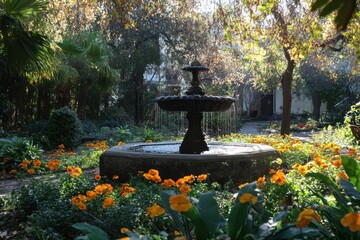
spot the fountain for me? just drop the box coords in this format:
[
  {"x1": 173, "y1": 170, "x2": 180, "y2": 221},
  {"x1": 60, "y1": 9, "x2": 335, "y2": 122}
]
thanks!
[{"x1": 100, "y1": 61, "x2": 278, "y2": 184}]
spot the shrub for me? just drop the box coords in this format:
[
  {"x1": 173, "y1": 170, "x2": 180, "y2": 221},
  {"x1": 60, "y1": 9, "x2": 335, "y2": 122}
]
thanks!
[
  {"x1": 46, "y1": 107, "x2": 83, "y2": 149},
  {"x1": 345, "y1": 102, "x2": 360, "y2": 125},
  {"x1": 25, "y1": 120, "x2": 50, "y2": 147},
  {"x1": 0, "y1": 137, "x2": 42, "y2": 173}
]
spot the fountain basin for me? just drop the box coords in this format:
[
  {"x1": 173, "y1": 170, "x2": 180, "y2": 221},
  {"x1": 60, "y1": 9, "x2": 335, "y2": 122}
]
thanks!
[
  {"x1": 100, "y1": 142, "x2": 279, "y2": 184},
  {"x1": 155, "y1": 95, "x2": 235, "y2": 112}
]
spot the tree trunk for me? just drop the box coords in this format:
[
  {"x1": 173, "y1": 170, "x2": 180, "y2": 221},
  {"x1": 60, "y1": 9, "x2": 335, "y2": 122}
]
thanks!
[
  {"x1": 280, "y1": 47, "x2": 295, "y2": 135},
  {"x1": 133, "y1": 71, "x2": 144, "y2": 125},
  {"x1": 311, "y1": 91, "x2": 321, "y2": 121},
  {"x1": 77, "y1": 78, "x2": 88, "y2": 120}
]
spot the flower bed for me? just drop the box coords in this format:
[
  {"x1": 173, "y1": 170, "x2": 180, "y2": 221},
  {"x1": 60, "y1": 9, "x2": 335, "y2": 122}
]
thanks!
[{"x1": 1, "y1": 131, "x2": 360, "y2": 239}]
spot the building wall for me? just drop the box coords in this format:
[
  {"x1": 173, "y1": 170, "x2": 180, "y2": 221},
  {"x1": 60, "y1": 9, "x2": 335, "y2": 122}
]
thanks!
[{"x1": 274, "y1": 89, "x2": 327, "y2": 115}]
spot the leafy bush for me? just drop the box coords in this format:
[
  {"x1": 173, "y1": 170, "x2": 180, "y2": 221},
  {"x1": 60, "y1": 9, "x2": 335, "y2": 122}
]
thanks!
[
  {"x1": 345, "y1": 101, "x2": 360, "y2": 125},
  {"x1": 0, "y1": 137, "x2": 42, "y2": 173},
  {"x1": 46, "y1": 107, "x2": 83, "y2": 149},
  {"x1": 25, "y1": 120, "x2": 50, "y2": 147}
]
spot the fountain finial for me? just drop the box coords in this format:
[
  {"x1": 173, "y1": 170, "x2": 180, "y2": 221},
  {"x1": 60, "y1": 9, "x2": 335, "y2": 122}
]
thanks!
[{"x1": 183, "y1": 60, "x2": 208, "y2": 96}]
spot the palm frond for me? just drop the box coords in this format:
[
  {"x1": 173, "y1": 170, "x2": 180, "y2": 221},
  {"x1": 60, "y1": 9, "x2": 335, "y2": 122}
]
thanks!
[{"x1": 1, "y1": 0, "x2": 48, "y2": 21}]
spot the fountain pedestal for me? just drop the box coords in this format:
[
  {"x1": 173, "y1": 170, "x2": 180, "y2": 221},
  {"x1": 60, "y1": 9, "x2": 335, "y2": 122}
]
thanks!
[{"x1": 180, "y1": 112, "x2": 208, "y2": 154}]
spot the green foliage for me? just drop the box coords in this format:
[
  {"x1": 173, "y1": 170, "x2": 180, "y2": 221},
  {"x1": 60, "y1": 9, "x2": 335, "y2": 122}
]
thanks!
[
  {"x1": 311, "y1": 124, "x2": 355, "y2": 147},
  {"x1": 0, "y1": 137, "x2": 42, "y2": 173},
  {"x1": 311, "y1": 0, "x2": 357, "y2": 30},
  {"x1": 73, "y1": 223, "x2": 110, "y2": 240},
  {"x1": 345, "y1": 102, "x2": 360, "y2": 125},
  {"x1": 46, "y1": 107, "x2": 83, "y2": 149}
]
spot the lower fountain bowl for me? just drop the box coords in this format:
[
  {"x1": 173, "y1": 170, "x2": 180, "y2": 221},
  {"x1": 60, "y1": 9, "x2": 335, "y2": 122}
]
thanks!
[{"x1": 100, "y1": 142, "x2": 279, "y2": 184}]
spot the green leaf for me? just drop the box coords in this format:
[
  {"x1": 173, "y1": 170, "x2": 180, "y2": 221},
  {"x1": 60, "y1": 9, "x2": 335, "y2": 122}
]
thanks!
[
  {"x1": 273, "y1": 225, "x2": 322, "y2": 239},
  {"x1": 319, "y1": 0, "x2": 342, "y2": 17},
  {"x1": 311, "y1": 0, "x2": 330, "y2": 11},
  {"x1": 340, "y1": 178, "x2": 360, "y2": 201},
  {"x1": 197, "y1": 192, "x2": 224, "y2": 234},
  {"x1": 227, "y1": 202, "x2": 249, "y2": 240},
  {"x1": 159, "y1": 191, "x2": 186, "y2": 235},
  {"x1": 72, "y1": 223, "x2": 109, "y2": 240},
  {"x1": 305, "y1": 173, "x2": 348, "y2": 205},
  {"x1": 341, "y1": 155, "x2": 360, "y2": 191},
  {"x1": 183, "y1": 206, "x2": 209, "y2": 240}
]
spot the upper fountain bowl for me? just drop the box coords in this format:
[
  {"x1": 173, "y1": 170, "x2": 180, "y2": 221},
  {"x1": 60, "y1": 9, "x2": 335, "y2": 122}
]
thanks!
[{"x1": 155, "y1": 95, "x2": 235, "y2": 112}]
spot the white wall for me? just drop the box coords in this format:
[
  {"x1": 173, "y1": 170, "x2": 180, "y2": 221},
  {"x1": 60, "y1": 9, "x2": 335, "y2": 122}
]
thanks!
[{"x1": 274, "y1": 89, "x2": 327, "y2": 115}]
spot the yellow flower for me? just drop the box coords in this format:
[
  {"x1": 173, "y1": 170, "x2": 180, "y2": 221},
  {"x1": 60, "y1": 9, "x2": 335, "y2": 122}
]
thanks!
[
  {"x1": 145, "y1": 139, "x2": 153, "y2": 143},
  {"x1": 161, "y1": 179, "x2": 176, "y2": 188},
  {"x1": 179, "y1": 185, "x2": 191, "y2": 195},
  {"x1": 117, "y1": 141, "x2": 125, "y2": 146},
  {"x1": 341, "y1": 212, "x2": 360, "y2": 232},
  {"x1": 94, "y1": 174, "x2": 102, "y2": 181},
  {"x1": 73, "y1": 167, "x2": 82, "y2": 174},
  {"x1": 239, "y1": 193, "x2": 257, "y2": 204},
  {"x1": 103, "y1": 197, "x2": 115, "y2": 208},
  {"x1": 297, "y1": 165, "x2": 307, "y2": 176},
  {"x1": 169, "y1": 195, "x2": 192, "y2": 212},
  {"x1": 275, "y1": 158, "x2": 282, "y2": 165},
  {"x1": 147, "y1": 204, "x2": 166, "y2": 218},
  {"x1": 271, "y1": 170, "x2": 286, "y2": 185},
  {"x1": 27, "y1": 169, "x2": 35, "y2": 175},
  {"x1": 66, "y1": 166, "x2": 73, "y2": 173},
  {"x1": 197, "y1": 174, "x2": 207, "y2": 182},
  {"x1": 296, "y1": 208, "x2": 321, "y2": 228},
  {"x1": 256, "y1": 176, "x2": 266, "y2": 187}
]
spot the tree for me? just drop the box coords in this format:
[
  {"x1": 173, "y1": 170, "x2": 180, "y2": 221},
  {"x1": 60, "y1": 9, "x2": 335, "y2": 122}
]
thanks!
[
  {"x1": 0, "y1": 0, "x2": 56, "y2": 127},
  {"x1": 219, "y1": 0, "x2": 337, "y2": 134}
]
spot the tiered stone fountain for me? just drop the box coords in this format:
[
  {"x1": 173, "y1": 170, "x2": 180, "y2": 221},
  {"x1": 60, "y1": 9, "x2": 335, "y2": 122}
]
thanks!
[{"x1": 100, "y1": 61, "x2": 278, "y2": 184}]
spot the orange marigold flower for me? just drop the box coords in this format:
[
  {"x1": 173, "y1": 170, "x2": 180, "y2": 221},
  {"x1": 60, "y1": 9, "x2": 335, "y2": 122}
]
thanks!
[
  {"x1": 103, "y1": 197, "x2": 115, "y2": 208},
  {"x1": 147, "y1": 203, "x2": 166, "y2": 218},
  {"x1": 152, "y1": 174, "x2": 162, "y2": 183},
  {"x1": 271, "y1": 170, "x2": 286, "y2": 185},
  {"x1": 183, "y1": 174, "x2": 195, "y2": 184},
  {"x1": 332, "y1": 146, "x2": 341, "y2": 154},
  {"x1": 9, "y1": 169, "x2": 16, "y2": 174},
  {"x1": 174, "y1": 237, "x2": 187, "y2": 240},
  {"x1": 58, "y1": 144, "x2": 65, "y2": 149},
  {"x1": 296, "y1": 208, "x2": 321, "y2": 228},
  {"x1": 86, "y1": 143, "x2": 94, "y2": 148},
  {"x1": 22, "y1": 159, "x2": 31, "y2": 165},
  {"x1": 71, "y1": 172, "x2": 80, "y2": 178},
  {"x1": 239, "y1": 193, "x2": 257, "y2": 204},
  {"x1": 33, "y1": 159, "x2": 42, "y2": 168},
  {"x1": 117, "y1": 141, "x2": 125, "y2": 146},
  {"x1": 197, "y1": 174, "x2": 207, "y2": 182},
  {"x1": 95, "y1": 185, "x2": 106, "y2": 194},
  {"x1": 27, "y1": 169, "x2": 35, "y2": 175},
  {"x1": 179, "y1": 185, "x2": 191, "y2": 195},
  {"x1": 104, "y1": 183, "x2": 113, "y2": 194},
  {"x1": 256, "y1": 176, "x2": 266, "y2": 187},
  {"x1": 313, "y1": 156, "x2": 323, "y2": 166},
  {"x1": 73, "y1": 167, "x2": 82, "y2": 174},
  {"x1": 71, "y1": 196, "x2": 81, "y2": 205},
  {"x1": 161, "y1": 179, "x2": 176, "y2": 188},
  {"x1": 148, "y1": 169, "x2": 159, "y2": 176},
  {"x1": 94, "y1": 174, "x2": 102, "y2": 181},
  {"x1": 66, "y1": 166, "x2": 73, "y2": 173},
  {"x1": 341, "y1": 212, "x2": 360, "y2": 232},
  {"x1": 338, "y1": 171, "x2": 349, "y2": 180},
  {"x1": 120, "y1": 228, "x2": 130, "y2": 234},
  {"x1": 176, "y1": 178, "x2": 185, "y2": 187},
  {"x1": 169, "y1": 195, "x2": 192, "y2": 212},
  {"x1": 348, "y1": 147, "x2": 357, "y2": 157},
  {"x1": 238, "y1": 182, "x2": 249, "y2": 188},
  {"x1": 292, "y1": 163, "x2": 300, "y2": 170},
  {"x1": 112, "y1": 175, "x2": 119, "y2": 180},
  {"x1": 297, "y1": 165, "x2": 307, "y2": 176},
  {"x1": 269, "y1": 168, "x2": 276, "y2": 174},
  {"x1": 86, "y1": 190, "x2": 97, "y2": 201},
  {"x1": 145, "y1": 139, "x2": 153, "y2": 143},
  {"x1": 77, "y1": 202, "x2": 87, "y2": 211},
  {"x1": 143, "y1": 173, "x2": 153, "y2": 180},
  {"x1": 20, "y1": 163, "x2": 28, "y2": 170},
  {"x1": 321, "y1": 163, "x2": 329, "y2": 169}
]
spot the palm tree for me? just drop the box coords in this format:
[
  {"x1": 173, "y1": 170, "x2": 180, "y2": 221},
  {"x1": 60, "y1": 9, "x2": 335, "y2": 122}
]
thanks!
[{"x1": 0, "y1": 0, "x2": 57, "y2": 127}]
